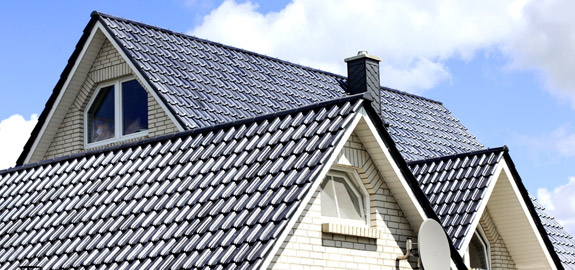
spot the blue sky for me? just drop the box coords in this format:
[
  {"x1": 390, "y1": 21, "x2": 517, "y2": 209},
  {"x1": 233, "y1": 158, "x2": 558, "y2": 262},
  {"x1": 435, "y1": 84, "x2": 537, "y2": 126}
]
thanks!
[{"x1": 2, "y1": 0, "x2": 575, "y2": 232}]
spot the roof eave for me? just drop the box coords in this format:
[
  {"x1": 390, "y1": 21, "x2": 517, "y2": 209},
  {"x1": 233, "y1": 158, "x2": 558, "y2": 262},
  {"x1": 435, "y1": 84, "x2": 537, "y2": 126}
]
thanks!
[
  {"x1": 502, "y1": 152, "x2": 565, "y2": 270},
  {"x1": 361, "y1": 102, "x2": 468, "y2": 269}
]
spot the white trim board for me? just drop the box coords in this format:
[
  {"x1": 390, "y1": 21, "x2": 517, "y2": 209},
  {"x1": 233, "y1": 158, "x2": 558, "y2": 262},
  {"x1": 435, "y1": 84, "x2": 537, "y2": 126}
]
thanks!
[
  {"x1": 261, "y1": 108, "x2": 458, "y2": 269},
  {"x1": 24, "y1": 24, "x2": 106, "y2": 164},
  {"x1": 98, "y1": 23, "x2": 184, "y2": 132},
  {"x1": 259, "y1": 107, "x2": 362, "y2": 270},
  {"x1": 24, "y1": 21, "x2": 184, "y2": 164},
  {"x1": 458, "y1": 158, "x2": 557, "y2": 270},
  {"x1": 457, "y1": 160, "x2": 504, "y2": 257}
]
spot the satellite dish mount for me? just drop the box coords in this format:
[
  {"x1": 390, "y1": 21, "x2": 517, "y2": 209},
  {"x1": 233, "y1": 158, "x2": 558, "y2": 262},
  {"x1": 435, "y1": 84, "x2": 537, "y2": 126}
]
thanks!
[{"x1": 396, "y1": 219, "x2": 450, "y2": 270}]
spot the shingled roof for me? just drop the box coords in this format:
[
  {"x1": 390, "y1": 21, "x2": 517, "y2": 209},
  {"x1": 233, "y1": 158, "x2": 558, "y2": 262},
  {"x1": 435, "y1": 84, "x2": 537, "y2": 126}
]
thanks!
[
  {"x1": 16, "y1": 11, "x2": 484, "y2": 166},
  {"x1": 10, "y1": 10, "x2": 574, "y2": 269},
  {"x1": 102, "y1": 13, "x2": 483, "y2": 161},
  {"x1": 0, "y1": 96, "x2": 362, "y2": 269},
  {"x1": 408, "y1": 148, "x2": 505, "y2": 249},
  {"x1": 409, "y1": 148, "x2": 570, "y2": 269}
]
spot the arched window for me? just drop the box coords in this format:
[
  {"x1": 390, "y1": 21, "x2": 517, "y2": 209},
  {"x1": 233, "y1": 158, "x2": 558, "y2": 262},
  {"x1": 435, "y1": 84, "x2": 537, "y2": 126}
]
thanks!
[
  {"x1": 86, "y1": 78, "x2": 148, "y2": 146},
  {"x1": 468, "y1": 229, "x2": 491, "y2": 270},
  {"x1": 320, "y1": 170, "x2": 369, "y2": 224}
]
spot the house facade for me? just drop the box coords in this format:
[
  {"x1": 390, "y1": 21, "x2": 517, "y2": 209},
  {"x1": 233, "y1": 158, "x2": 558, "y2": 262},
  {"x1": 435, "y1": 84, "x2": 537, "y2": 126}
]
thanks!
[{"x1": 1, "y1": 11, "x2": 574, "y2": 269}]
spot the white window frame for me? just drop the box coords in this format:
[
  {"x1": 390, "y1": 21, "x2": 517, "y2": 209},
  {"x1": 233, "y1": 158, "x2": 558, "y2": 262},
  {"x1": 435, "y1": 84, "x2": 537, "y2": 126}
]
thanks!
[
  {"x1": 320, "y1": 168, "x2": 370, "y2": 227},
  {"x1": 84, "y1": 77, "x2": 148, "y2": 148},
  {"x1": 465, "y1": 226, "x2": 491, "y2": 270}
]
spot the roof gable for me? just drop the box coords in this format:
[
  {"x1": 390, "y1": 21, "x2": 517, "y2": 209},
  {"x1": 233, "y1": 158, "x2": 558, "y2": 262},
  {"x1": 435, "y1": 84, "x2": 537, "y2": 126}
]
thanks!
[
  {"x1": 264, "y1": 99, "x2": 468, "y2": 269},
  {"x1": 0, "y1": 96, "x2": 362, "y2": 269},
  {"x1": 410, "y1": 149, "x2": 563, "y2": 269},
  {"x1": 18, "y1": 11, "x2": 484, "y2": 166},
  {"x1": 17, "y1": 18, "x2": 183, "y2": 166},
  {"x1": 409, "y1": 148, "x2": 505, "y2": 249}
]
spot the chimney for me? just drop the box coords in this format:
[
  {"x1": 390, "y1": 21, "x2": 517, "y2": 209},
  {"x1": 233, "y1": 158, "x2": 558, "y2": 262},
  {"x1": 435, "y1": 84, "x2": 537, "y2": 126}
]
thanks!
[{"x1": 345, "y1": 51, "x2": 381, "y2": 114}]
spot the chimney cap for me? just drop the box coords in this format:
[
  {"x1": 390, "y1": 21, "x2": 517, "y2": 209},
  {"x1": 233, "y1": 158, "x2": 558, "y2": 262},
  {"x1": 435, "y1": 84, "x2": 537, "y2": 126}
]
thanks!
[{"x1": 344, "y1": 51, "x2": 381, "y2": 62}]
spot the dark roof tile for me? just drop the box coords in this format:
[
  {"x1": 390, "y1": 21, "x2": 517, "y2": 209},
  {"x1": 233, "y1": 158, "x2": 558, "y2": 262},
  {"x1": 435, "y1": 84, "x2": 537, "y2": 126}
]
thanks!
[
  {"x1": 87, "y1": 13, "x2": 485, "y2": 163},
  {"x1": 0, "y1": 97, "x2": 363, "y2": 268},
  {"x1": 409, "y1": 148, "x2": 505, "y2": 249}
]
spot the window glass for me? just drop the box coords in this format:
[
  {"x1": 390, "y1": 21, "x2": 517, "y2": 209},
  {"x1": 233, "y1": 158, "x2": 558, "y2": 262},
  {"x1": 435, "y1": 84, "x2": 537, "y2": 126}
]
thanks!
[
  {"x1": 122, "y1": 80, "x2": 148, "y2": 135},
  {"x1": 321, "y1": 174, "x2": 366, "y2": 222},
  {"x1": 87, "y1": 86, "x2": 115, "y2": 143},
  {"x1": 320, "y1": 179, "x2": 338, "y2": 218},
  {"x1": 469, "y1": 232, "x2": 489, "y2": 270},
  {"x1": 333, "y1": 176, "x2": 362, "y2": 220}
]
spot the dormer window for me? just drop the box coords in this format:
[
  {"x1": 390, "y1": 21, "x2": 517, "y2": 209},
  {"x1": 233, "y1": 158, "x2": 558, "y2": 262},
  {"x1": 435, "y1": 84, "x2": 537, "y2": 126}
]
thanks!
[
  {"x1": 320, "y1": 170, "x2": 369, "y2": 225},
  {"x1": 86, "y1": 78, "x2": 148, "y2": 146}
]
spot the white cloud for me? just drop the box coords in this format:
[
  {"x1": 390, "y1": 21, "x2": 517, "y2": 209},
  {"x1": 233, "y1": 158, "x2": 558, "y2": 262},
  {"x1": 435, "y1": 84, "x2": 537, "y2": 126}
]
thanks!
[
  {"x1": 516, "y1": 123, "x2": 575, "y2": 158},
  {"x1": 505, "y1": 0, "x2": 575, "y2": 107},
  {"x1": 190, "y1": 0, "x2": 520, "y2": 94},
  {"x1": 0, "y1": 114, "x2": 37, "y2": 170},
  {"x1": 189, "y1": 0, "x2": 575, "y2": 102},
  {"x1": 538, "y1": 177, "x2": 575, "y2": 236}
]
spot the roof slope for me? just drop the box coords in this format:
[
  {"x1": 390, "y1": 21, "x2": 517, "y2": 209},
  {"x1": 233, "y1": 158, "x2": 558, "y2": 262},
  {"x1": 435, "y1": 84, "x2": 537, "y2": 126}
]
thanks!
[
  {"x1": 0, "y1": 96, "x2": 362, "y2": 269},
  {"x1": 408, "y1": 148, "x2": 505, "y2": 249},
  {"x1": 17, "y1": 11, "x2": 483, "y2": 165},
  {"x1": 532, "y1": 195, "x2": 575, "y2": 269},
  {"x1": 410, "y1": 149, "x2": 569, "y2": 269},
  {"x1": 381, "y1": 89, "x2": 484, "y2": 161},
  {"x1": 95, "y1": 12, "x2": 483, "y2": 162}
]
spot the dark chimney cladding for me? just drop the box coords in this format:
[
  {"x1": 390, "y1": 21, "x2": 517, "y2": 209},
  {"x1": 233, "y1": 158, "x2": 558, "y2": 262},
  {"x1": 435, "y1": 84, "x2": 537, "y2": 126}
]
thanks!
[{"x1": 345, "y1": 51, "x2": 381, "y2": 115}]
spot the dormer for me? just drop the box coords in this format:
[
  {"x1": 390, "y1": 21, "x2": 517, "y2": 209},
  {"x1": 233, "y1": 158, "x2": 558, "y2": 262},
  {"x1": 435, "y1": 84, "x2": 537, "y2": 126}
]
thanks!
[{"x1": 17, "y1": 15, "x2": 183, "y2": 165}]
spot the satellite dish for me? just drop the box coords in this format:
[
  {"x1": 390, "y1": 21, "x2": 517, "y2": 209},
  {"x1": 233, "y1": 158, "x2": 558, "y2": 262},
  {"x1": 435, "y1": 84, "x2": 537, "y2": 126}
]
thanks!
[{"x1": 418, "y1": 219, "x2": 451, "y2": 270}]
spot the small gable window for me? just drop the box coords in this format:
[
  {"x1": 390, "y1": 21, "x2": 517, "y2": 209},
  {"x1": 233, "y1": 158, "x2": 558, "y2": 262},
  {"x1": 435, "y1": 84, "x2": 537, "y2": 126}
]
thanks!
[
  {"x1": 320, "y1": 170, "x2": 368, "y2": 224},
  {"x1": 86, "y1": 78, "x2": 148, "y2": 146},
  {"x1": 467, "y1": 229, "x2": 491, "y2": 270}
]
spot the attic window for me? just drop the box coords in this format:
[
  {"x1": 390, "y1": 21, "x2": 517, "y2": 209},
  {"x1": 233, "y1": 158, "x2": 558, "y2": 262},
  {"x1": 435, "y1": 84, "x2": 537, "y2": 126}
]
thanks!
[
  {"x1": 86, "y1": 79, "x2": 148, "y2": 146},
  {"x1": 467, "y1": 229, "x2": 491, "y2": 270},
  {"x1": 320, "y1": 170, "x2": 369, "y2": 225}
]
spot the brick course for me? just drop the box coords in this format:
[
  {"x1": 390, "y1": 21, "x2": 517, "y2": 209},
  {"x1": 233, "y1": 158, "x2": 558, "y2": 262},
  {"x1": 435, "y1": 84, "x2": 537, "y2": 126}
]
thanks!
[
  {"x1": 480, "y1": 209, "x2": 518, "y2": 269},
  {"x1": 270, "y1": 133, "x2": 418, "y2": 270}
]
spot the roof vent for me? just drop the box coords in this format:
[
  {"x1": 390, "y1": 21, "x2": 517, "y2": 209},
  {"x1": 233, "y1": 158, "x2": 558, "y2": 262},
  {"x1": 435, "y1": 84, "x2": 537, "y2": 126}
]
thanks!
[{"x1": 344, "y1": 51, "x2": 382, "y2": 115}]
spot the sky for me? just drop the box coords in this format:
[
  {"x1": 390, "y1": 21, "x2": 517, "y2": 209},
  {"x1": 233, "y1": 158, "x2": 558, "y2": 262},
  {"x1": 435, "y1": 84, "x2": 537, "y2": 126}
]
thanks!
[{"x1": 1, "y1": 0, "x2": 575, "y2": 234}]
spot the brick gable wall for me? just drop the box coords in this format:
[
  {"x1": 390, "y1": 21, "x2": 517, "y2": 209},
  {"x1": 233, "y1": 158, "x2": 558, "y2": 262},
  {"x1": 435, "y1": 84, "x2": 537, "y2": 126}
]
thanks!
[
  {"x1": 270, "y1": 133, "x2": 418, "y2": 269},
  {"x1": 480, "y1": 209, "x2": 518, "y2": 269},
  {"x1": 43, "y1": 39, "x2": 178, "y2": 160}
]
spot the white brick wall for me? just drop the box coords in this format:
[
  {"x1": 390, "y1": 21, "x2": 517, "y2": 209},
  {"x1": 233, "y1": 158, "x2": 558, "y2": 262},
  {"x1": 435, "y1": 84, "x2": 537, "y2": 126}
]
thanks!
[
  {"x1": 270, "y1": 133, "x2": 418, "y2": 270},
  {"x1": 42, "y1": 39, "x2": 179, "y2": 160},
  {"x1": 480, "y1": 209, "x2": 518, "y2": 269}
]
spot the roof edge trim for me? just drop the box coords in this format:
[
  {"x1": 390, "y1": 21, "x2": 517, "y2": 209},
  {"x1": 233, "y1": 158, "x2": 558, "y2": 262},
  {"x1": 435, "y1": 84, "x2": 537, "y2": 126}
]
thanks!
[
  {"x1": 16, "y1": 15, "x2": 100, "y2": 166},
  {"x1": 456, "y1": 160, "x2": 505, "y2": 254},
  {"x1": 502, "y1": 152, "x2": 565, "y2": 269},
  {"x1": 361, "y1": 101, "x2": 468, "y2": 269},
  {"x1": 407, "y1": 146, "x2": 508, "y2": 166},
  {"x1": 3, "y1": 94, "x2": 367, "y2": 175},
  {"x1": 259, "y1": 102, "x2": 364, "y2": 270},
  {"x1": 95, "y1": 14, "x2": 187, "y2": 131}
]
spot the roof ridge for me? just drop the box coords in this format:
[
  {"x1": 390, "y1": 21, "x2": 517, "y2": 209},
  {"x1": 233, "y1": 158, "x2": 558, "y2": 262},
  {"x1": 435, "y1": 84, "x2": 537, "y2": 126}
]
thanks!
[
  {"x1": 91, "y1": 11, "x2": 348, "y2": 81},
  {"x1": 92, "y1": 11, "x2": 445, "y2": 106},
  {"x1": 407, "y1": 146, "x2": 508, "y2": 165},
  {"x1": 381, "y1": 86, "x2": 443, "y2": 105},
  {"x1": 3, "y1": 93, "x2": 367, "y2": 175}
]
